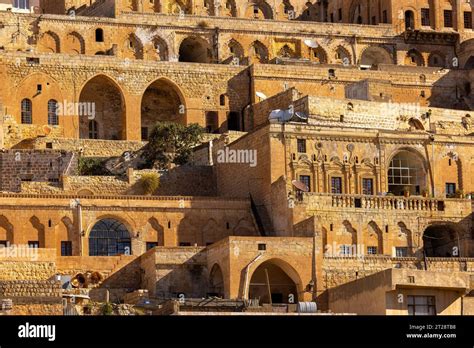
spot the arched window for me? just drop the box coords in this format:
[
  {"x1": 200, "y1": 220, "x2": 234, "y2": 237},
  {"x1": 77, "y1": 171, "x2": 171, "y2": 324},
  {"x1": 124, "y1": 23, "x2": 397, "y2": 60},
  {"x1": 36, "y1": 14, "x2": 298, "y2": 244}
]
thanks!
[
  {"x1": 47, "y1": 99, "x2": 59, "y2": 125},
  {"x1": 405, "y1": 10, "x2": 415, "y2": 30},
  {"x1": 95, "y1": 28, "x2": 104, "y2": 42},
  {"x1": 388, "y1": 151, "x2": 426, "y2": 196},
  {"x1": 21, "y1": 98, "x2": 32, "y2": 124},
  {"x1": 89, "y1": 120, "x2": 98, "y2": 139},
  {"x1": 89, "y1": 219, "x2": 131, "y2": 256}
]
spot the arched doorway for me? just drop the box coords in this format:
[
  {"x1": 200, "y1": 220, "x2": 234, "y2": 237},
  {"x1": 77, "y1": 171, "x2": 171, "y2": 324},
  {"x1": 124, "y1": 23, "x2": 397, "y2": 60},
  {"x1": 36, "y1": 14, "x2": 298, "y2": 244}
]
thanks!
[
  {"x1": 405, "y1": 10, "x2": 415, "y2": 30},
  {"x1": 405, "y1": 49, "x2": 424, "y2": 66},
  {"x1": 178, "y1": 37, "x2": 211, "y2": 63},
  {"x1": 208, "y1": 264, "x2": 224, "y2": 297},
  {"x1": 79, "y1": 75, "x2": 125, "y2": 140},
  {"x1": 141, "y1": 79, "x2": 185, "y2": 140},
  {"x1": 388, "y1": 150, "x2": 427, "y2": 196},
  {"x1": 423, "y1": 225, "x2": 460, "y2": 257},
  {"x1": 464, "y1": 56, "x2": 474, "y2": 69},
  {"x1": 89, "y1": 219, "x2": 132, "y2": 256},
  {"x1": 360, "y1": 46, "x2": 393, "y2": 67},
  {"x1": 248, "y1": 259, "x2": 300, "y2": 305}
]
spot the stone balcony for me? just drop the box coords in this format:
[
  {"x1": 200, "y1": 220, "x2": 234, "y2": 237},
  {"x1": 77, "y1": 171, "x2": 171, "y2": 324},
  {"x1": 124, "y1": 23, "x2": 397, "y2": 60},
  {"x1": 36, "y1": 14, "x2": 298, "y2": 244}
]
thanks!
[{"x1": 300, "y1": 193, "x2": 472, "y2": 216}]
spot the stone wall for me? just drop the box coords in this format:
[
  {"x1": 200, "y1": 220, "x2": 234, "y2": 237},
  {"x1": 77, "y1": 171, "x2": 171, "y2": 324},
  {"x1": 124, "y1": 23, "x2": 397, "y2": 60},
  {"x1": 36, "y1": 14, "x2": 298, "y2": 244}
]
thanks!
[
  {"x1": 0, "y1": 149, "x2": 75, "y2": 192},
  {"x1": 141, "y1": 246, "x2": 209, "y2": 298}
]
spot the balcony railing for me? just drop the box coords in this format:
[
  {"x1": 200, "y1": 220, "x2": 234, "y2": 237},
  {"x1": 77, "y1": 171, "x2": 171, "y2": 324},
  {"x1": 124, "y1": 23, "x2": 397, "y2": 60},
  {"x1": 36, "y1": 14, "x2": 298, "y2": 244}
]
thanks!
[{"x1": 303, "y1": 193, "x2": 445, "y2": 212}]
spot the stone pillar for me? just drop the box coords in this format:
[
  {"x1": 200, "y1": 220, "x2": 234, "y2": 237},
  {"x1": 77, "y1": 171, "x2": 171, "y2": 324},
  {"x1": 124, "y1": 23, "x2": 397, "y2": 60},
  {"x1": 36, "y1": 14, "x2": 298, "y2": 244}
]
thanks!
[
  {"x1": 123, "y1": 94, "x2": 142, "y2": 141},
  {"x1": 455, "y1": 0, "x2": 463, "y2": 31},
  {"x1": 433, "y1": 0, "x2": 441, "y2": 30}
]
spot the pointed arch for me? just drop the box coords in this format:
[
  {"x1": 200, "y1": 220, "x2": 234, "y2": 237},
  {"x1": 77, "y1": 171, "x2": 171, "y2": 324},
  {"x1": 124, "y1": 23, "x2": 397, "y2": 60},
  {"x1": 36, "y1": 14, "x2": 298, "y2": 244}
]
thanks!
[
  {"x1": 79, "y1": 74, "x2": 126, "y2": 140},
  {"x1": 249, "y1": 40, "x2": 269, "y2": 64},
  {"x1": 64, "y1": 31, "x2": 85, "y2": 54},
  {"x1": 37, "y1": 31, "x2": 60, "y2": 53}
]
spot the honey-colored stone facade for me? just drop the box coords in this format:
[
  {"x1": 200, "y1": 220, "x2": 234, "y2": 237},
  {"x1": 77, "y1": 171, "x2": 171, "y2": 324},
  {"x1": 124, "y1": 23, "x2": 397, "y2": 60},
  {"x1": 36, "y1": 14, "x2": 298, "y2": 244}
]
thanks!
[{"x1": 1, "y1": 1, "x2": 474, "y2": 316}]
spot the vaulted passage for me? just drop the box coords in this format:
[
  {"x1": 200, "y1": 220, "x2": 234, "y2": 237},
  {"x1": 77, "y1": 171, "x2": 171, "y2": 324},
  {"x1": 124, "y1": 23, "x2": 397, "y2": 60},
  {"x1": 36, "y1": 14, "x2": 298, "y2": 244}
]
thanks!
[
  {"x1": 248, "y1": 260, "x2": 299, "y2": 305},
  {"x1": 141, "y1": 79, "x2": 185, "y2": 140},
  {"x1": 89, "y1": 219, "x2": 131, "y2": 256},
  {"x1": 79, "y1": 75, "x2": 125, "y2": 140},
  {"x1": 178, "y1": 37, "x2": 211, "y2": 63},
  {"x1": 423, "y1": 225, "x2": 460, "y2": 257}
]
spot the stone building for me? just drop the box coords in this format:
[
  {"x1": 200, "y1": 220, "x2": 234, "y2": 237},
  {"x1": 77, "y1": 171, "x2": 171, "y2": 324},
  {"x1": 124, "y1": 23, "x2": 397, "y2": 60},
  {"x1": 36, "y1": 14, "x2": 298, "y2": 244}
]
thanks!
[{"x1": 0, "y1": 0, "x2": 473, "y2": 315}]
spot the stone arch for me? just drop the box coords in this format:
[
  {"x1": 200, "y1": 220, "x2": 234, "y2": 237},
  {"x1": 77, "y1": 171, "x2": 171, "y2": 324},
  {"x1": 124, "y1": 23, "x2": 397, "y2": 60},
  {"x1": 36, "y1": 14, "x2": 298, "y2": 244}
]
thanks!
[
  {"x1": 142, "y1": 217, "x2": 164, "y2": 249},
  {"x1": 367, "y1": 221, "x2": 383, "y2": 254},
  {"x1": 464, "y1": 56, "x2": 474, "y2": 69},
  {"x1": 178, "y1": 36, "x2": 212, "y2": 63},
  {"x1": 360, "y1": 46, "x2": 393, "y2": 66},
  {"x1": 309, "y1": 46, "x2": 328, "y2": 64},
  {"x1": 151, "y1": 36, "x2": 168, "y2": 61},
  {"x1": 277, "y1": 0, "x2": 294, "y2": 20},
  {"x1": 397, "y1": 222, "x2": 413, "y2": 256},
  {"x1": 226, "y1": 38, "x2": 244, "y2": 64},
  {"x1": 79, "y1": 74, "x2": 126, "y2": 140},
  {"x1": 222, "y1": 0, "x2": 237, "y2": 17},
  {"x1": 408, "y1": 118, "x2": 424, "y2": 130},
  {"x1": 423, "y1": 223, "x2": 462, "y2": 257},
  {"x1": 277, "y1": 44, "x2": 296, "y2": 58},
  {"x1": 165, "y1": 0, "x2": 192, "y2": 14},
  {"x1": 88, "y1": 218, "x2": 132, "y2": 256},
  {"x1": 334, "y1": 45, "x2": 352, "y2": 65},
  {"x1": 349, "y1": 0, "x2": 365, "y2": 24},
  {"x1": 428, "y1": 51, "x2": 446, "y2": 68},
  {"x1": 404, "y1": 49, "x2": 424, "y2": 66},
  {"x1": 203, "y1": 0, "x2": 215, "y2": 15},
  {"x1": 37, "y1": 31, "x2": 60, "y2": 53},
  {"x1": 64, "y1": 31, "x2": 85, "y2": 54},
  {"x1": 209, "y1": 263, "x2": 225, "y2": 297},
  {"x1": 202, "y1": 218, "x2": 220, "y2": 245},
  {"x1": 245, "y1": 0, "x2": 273, "y2": 19},
  {"x1": 29, "y1": 216, "x2": 45, "y2": 248},
  {"x1": 248, "y1": 258, "x2": 303, "y2": 304},
  {"x1": 233, "y1": 218, "x2": 256, "y2": 236},
  {"x1": 76, "y1": 188, "x2": 95, "y2": 196},
  {"x1": 249, "y1": 40, "x2": 269, "y2": 64},
  {"x1": 404, "y1": 8, "x2": 416, "y2": 30},
  {"x1": 341, "y1": 220, "x2": 357, "y2": 248},
  {"x1": 0, "y1": 215, "x2": 14, "y2": 244},
  {"x1": 177, "y1": 217, "x2": 199, "y2": 245},
  {"x1": 57, "y1": 216, "x2": 75, "y2": 256},
  {"x1": 387, "y1": 148, "x2": 428, "y2": 196},
  {"x1": 140, "y1": 77, "x2": 186, "y2": 139},
  {"x1": 123, "y1": 33, "x2": 144, "y2": 59}
]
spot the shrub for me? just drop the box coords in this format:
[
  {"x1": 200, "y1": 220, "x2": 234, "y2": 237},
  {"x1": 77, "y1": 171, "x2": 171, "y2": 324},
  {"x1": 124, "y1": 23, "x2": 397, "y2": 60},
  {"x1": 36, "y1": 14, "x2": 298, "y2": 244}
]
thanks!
[
  {"x1": 140, "y1": 172, "x2": 160, "y2": 195},
  {"x1": 78, "y1": 157, "x2": 109, "y2": 176},
  {"x1": 102, "y1": 302, "x2": 113, "y2": 316}
]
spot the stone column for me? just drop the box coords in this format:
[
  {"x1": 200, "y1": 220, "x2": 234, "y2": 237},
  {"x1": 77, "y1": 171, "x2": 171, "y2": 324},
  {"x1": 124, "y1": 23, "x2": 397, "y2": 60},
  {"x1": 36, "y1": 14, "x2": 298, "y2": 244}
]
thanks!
[
  {"x1": 123, "y1": 94, "x2": 142, "y2": 141},
  {"x1": 455, "y1": 0, "x2": 463, "y2": 31},
  {"x1": 433, "y1": 0, "x2": 441, "y2": 30}
]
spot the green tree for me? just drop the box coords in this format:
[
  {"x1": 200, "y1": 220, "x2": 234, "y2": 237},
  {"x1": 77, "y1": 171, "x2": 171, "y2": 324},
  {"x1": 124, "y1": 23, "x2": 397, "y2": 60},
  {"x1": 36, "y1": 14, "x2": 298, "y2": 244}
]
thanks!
[{"x1": 144, "y1": 122, "x2": 204, "y2": 169}]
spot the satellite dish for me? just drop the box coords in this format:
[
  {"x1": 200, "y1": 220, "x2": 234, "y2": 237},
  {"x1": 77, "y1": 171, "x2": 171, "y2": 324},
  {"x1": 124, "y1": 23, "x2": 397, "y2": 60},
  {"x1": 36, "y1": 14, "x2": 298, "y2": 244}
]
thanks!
[
  {"x1": 304, "y1": 39, "x2": 319, "y2": 48},
  {"x1": 256, "y1": 91, "x2": 267, "y2": 100}
]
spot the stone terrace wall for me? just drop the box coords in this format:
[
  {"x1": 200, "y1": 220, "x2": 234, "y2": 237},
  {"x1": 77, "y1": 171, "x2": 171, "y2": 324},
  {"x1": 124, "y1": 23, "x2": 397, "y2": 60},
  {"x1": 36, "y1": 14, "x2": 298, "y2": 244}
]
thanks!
[
  {"x1": 322, "y1": 256, "x2": 474, "y2": 290},
  {"x1": 13, "y1": 137, "x2": 146, "y2": 157},
  {"x1": 141, "y1": 247, "x2": 208, "y2": 298},
  {"x1": 0, "y1": 149, "x2": 75, "y2": 192}
]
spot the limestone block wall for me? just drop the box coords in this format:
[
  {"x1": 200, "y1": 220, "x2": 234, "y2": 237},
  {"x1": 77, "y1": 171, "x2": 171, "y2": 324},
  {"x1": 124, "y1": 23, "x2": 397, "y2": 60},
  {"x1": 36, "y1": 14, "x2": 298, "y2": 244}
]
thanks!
[
  {"x1": 322, "y1": 256, "x2": 474, "y2": 290},
  {"x1": 141, "y1": 246, "x2": 209, "y2": 298},
  {"x1": 0, "y1": 149, "x2": 75, "y2": 192}
]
